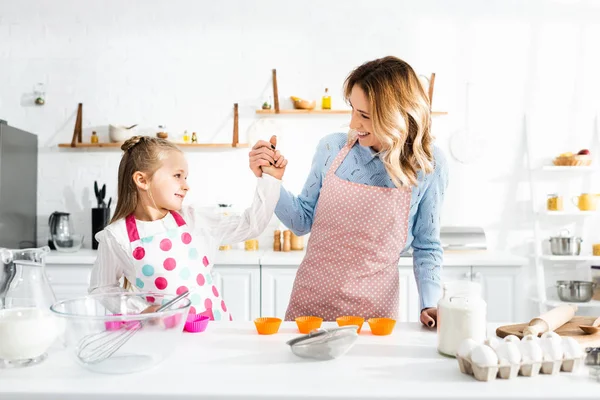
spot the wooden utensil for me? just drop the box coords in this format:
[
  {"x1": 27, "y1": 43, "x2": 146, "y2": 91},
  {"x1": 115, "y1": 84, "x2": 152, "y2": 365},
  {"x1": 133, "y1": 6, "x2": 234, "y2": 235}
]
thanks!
[
  {"x1": 523, "y1": 304, "x2": 578, "y2": 337},
  {"x1": 579, "y1": 316, "x2": 600, "y2": 334},
  {"x1": 497, "y1": 316, "x2": 600, "y2": 347}
]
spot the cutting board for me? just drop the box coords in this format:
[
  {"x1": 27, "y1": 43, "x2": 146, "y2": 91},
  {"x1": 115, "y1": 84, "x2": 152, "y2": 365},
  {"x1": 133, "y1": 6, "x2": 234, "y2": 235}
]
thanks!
[{"x1": 496, "y1": 316, "x2": 600, "y2": 347}]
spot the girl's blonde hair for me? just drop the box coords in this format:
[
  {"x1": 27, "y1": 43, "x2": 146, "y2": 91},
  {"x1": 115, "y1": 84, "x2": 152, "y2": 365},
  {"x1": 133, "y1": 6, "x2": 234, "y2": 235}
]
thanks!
[
  {"x1": 343, "y1": 56, "x2": 434, "y2": 187},
  {"x1": 110, "y1": 135, "x2": 182, "y2": 224}
]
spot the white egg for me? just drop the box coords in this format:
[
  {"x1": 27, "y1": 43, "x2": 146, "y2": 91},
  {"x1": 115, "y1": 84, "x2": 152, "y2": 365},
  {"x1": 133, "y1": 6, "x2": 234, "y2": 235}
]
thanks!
[
  {"x1": 484, "y1": 336, "x2": 500, "y2": 350},
  {"x1": 503, "y1": 335, "x2": 520, "y2": 343},
  {"x1": 541, "y1": 331, "x2": 561, "y2": 341},
  {"x1": 470, "y1": 344, "x2": 499, "y2": 367},
  {"x1": 519, "y1": 338, "x2": 543, "y2": 363},
  {"x1": 495, "y1": 342, "x2": 521, "y2": 366},
  {"x1": 457, "y1": 338, "x2": 479, "y2": 359},
  {"x1": 561, "y1": 337, "x2": 583, "y2": 359},
  {"x1": 521, "y1": 334, "x2": 539, "y2": 342},
  {"x1": 540, "y1": 337, "x2": 564, "y2": 361}
]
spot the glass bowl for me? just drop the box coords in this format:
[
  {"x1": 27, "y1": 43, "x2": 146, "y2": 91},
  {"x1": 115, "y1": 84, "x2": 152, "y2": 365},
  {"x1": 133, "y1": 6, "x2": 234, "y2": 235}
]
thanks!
[
  {"x1": 50, "y1": 292, "x2": 190, "y2": 374},
  {"x1": 53, "y1": 234, "x2": 84, "y2": 253}
]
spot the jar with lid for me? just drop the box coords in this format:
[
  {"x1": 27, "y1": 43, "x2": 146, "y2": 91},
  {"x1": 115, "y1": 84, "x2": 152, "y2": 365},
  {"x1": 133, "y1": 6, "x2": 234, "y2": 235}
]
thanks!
[
  {"x1": 591, "y1": 266, "x2": 600, "y2": 301},
  {"x1": 547, "y1": 193, "x2": 563, "y2": 211},
  {"x1": 437, "y1": 280, "x2": 487, "y2": 357}
]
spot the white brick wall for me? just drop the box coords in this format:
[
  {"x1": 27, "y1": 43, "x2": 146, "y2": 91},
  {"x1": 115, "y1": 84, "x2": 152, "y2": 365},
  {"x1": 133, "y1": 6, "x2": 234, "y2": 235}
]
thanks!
[{"x1": 1, "y1": 0, "x2": 600, "y2": 269}]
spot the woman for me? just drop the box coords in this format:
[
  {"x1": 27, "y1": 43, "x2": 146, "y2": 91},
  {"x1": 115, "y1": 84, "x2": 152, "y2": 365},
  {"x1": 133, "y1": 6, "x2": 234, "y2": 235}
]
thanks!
[{"x1": 250, "y1": 56, "x2": 448, "y2": 328}]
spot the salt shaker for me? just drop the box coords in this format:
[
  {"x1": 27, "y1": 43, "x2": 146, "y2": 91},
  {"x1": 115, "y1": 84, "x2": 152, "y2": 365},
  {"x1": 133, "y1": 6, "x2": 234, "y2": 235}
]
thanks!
[
  {"x1": 273, "y1": 230, "x2": 281, "y2": 251},
  {"x1": 283, "y1": 230, "x2": 291, "y2": 252}
]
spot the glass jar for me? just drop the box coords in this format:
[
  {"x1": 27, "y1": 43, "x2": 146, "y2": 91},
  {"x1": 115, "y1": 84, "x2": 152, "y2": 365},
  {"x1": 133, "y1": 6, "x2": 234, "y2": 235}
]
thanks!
[
  {"x1": 437, "y1": 281, "x2": 487, "y2": 357},
  {"x1": 547, "y1": 194, "x2": 563, "y2": 211},
  {"x1": 0, "y1": 246, "x2": 60, "y2": 367},
  {"x1": 591, "y1": 266, "x2": 600, "y2": 301}
]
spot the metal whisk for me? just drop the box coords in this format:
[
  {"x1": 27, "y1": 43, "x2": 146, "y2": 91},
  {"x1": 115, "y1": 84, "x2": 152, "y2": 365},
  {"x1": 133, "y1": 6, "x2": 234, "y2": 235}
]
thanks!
[{"x1": 76, "y1": 291, "x2": 190, "y2": 364}]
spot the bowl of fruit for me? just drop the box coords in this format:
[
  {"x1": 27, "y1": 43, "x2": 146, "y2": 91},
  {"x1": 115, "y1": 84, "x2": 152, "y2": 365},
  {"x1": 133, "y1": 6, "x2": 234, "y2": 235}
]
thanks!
[{"x1": 553, "y1": 149, "x2": 592, "y2": 166}]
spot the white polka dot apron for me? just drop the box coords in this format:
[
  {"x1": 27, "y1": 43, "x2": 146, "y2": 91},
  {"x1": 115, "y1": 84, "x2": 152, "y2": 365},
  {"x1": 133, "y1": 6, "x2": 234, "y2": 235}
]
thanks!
[
  {"x1": 126, "y1": 211, "x2": 232, "y2": 321},
  {"x1": 285, "y1": 138, "x2": 412, "y2": 321}
]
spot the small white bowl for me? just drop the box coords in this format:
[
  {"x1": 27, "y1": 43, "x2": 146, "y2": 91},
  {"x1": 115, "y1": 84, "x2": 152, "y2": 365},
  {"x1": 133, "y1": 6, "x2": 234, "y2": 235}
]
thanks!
[{"x1": 109, "y1": 124, "x2": 136, "y2": 143}]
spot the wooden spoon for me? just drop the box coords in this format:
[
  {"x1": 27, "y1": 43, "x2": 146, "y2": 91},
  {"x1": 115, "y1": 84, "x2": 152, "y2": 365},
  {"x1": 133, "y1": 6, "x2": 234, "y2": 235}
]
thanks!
[{"x1": 579, "y1": 316, "x2": 600, "y2": 334}]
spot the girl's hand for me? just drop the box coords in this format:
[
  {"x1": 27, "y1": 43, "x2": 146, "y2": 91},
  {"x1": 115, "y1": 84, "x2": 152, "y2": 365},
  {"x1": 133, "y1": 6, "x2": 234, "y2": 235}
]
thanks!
[
  {"x1": 420, "y1": 307, "x2": 437, "y2": 328},
  {"x1": 261, "y1": 151, "x2": 288, "y2": 180},
  {"x1": 249, "y1": 136, "x2": 277, "y2": 177}
]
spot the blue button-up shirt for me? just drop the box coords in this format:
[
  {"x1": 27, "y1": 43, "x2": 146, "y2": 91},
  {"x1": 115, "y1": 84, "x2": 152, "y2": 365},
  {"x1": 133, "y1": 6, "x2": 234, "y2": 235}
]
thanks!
[{"x1": 275, "y1": 132, "x2": 449, "y2": 311}]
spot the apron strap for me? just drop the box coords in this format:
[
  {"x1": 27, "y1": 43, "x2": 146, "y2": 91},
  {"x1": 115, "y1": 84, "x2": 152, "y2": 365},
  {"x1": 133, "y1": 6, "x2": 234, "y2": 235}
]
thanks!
[{"x1": 125, "y1": 211, "x2": 187, "y2": 243}]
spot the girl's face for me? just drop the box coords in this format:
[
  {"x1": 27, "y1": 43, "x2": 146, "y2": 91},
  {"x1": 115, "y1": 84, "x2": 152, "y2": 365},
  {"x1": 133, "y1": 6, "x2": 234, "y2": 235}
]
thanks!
[
  {"x1": 148, "y1": 151, "x2": 189, "y2": 211},
  {"x1": 349, "y1": 85, "x2": 382, "y2": 152}
]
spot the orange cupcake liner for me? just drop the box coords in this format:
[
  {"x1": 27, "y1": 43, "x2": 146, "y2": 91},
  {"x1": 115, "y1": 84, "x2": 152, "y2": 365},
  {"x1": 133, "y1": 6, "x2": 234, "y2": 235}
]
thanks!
[
  {"x1": 254, "y1": 317, "x2": 282, "y2": 335},
  {"x1": 336, "y1": 316, "x2": 365, "y2": 333},
  {"x1": 295, "y1": 316, "x2": 323, "y2": 334},
  {"x1": 367, "y1": 318, "x2": 396, "y2": 336}
]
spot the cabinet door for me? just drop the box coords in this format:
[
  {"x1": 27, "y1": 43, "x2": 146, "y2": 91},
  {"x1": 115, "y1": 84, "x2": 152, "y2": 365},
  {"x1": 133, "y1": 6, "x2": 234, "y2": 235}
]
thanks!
[
  {"x1": 471, "y1": 266, "x2": 521, "y2": 323},
  {"x1": 212, "y1": 265, "x2": 260, "y2": 322},
  {"x1": 46, "y1": 265, "x2": 93, "y2": 301},
  {"x1": 260, "y1": 266, "x2": 297, "y2": 319}
]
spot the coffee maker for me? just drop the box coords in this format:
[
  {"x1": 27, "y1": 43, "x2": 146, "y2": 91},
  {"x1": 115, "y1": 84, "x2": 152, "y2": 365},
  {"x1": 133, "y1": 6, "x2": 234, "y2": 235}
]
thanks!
[{"x1": 48, "y1": 212, "x2": 73, "y2": 250}]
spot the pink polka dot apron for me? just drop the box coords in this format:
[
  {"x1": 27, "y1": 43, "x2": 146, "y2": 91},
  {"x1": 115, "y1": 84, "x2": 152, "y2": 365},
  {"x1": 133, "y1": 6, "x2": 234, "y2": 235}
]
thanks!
[
  {"x1": 126, "y1": 211, "x2": 232, "y2": 321},
  {"x1": 285, "y1": 138, "x2": 412, "y2": 321}
]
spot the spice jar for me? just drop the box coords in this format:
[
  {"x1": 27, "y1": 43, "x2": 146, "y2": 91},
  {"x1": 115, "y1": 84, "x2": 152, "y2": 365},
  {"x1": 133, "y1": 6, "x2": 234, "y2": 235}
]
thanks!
[
  {"x1": 91, "y1": 131, "x2": 99, "y2": 144},
  {"x1": 591, "y1": 266, "x2": 600, "y2": 301},
  {"x1": 593, "y1": 244, "x2": 600, "y2": 256},
  {"x1": 290, "y1": 232, "x2": 304, "y2": 251},
  {"x1": 245, "y1": 239, "x2": 259, "y2": 251},
  {"x1": 547, "y1": 194, "x2": 563, "y2": 211},
  {"x1": 437, "y1": 281, "x2": 487, "y2": 357}
]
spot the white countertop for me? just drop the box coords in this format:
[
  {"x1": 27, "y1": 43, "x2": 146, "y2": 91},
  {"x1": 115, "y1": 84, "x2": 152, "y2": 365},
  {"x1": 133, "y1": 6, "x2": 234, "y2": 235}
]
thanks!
[
  {"x1": 1, "y1": 322, "x2": 596, "y2": 400},
  {"x1": 46, "y1": 249, "x2": 527, "y2": 268}
]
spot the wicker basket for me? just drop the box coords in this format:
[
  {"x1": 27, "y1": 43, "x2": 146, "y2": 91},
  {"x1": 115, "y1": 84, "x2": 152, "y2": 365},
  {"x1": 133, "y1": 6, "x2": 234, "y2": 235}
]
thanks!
[{"x1": 552, "y1": 155, "x2": 592, "y2": 166}]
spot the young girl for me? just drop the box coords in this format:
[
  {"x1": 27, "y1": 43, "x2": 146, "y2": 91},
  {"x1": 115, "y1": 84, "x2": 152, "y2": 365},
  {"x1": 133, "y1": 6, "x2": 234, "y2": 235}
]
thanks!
[{"x1": 89, "y1": 135, "x2": 286, "y2": 320}]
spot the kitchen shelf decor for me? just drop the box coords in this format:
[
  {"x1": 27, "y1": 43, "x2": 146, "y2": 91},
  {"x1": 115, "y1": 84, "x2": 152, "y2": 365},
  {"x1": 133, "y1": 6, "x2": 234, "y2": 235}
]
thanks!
[
  {"x1": 525, "y1": 114, "x2": 600, "y2": 313},
  {"x1": 256, "y1": 69, "x2": 448, "y2": 116},
  {"x1": 59, "y1": 103, "x2": 249, "y2": 149}
]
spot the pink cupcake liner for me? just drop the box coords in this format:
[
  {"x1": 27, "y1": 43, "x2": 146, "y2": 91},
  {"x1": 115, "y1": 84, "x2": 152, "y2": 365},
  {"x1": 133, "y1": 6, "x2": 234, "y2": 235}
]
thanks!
[{"x1": 184, "y1": 313, "x2": 209, "y2": 333}]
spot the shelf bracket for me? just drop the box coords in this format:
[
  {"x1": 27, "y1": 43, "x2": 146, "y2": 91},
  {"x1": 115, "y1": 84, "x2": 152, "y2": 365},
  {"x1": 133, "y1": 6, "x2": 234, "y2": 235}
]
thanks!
[
  {"x1": 272, "y1": 69, "x2": 280, "y2": 113},
  {"x1": 70, "y1": 103, "x2": 83, "y2": 148},
  {"x1": 232, "y1": 103, "x2": 239, "y2": 147}
]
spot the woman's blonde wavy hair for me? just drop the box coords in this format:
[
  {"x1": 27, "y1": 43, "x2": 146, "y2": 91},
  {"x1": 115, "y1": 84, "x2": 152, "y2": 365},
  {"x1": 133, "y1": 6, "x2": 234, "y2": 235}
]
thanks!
[{"x1": 343, "y1": 56, "x2": 434, "y2": 187}]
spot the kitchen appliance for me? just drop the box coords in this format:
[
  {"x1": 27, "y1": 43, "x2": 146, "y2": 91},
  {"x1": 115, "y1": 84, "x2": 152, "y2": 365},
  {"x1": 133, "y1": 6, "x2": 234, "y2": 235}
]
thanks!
[
  {"x1": 48, "y1": 212, "x2": 73, "y2": 250},
  {"x1": 549, "y1": 230, "x2": 582, "y2": 256},
  {"x1": 556, "y1": 280, "x2": 595, "y2": 303},
  {"x1": 0, "y1": 121, "x2": 37, "y2": 249},
  {"x1": 400, "y1": 226, "x2": 487, "y2": 257},
  {"x1": 0, "y1": 246, "x2": 58, "y2": 367}
]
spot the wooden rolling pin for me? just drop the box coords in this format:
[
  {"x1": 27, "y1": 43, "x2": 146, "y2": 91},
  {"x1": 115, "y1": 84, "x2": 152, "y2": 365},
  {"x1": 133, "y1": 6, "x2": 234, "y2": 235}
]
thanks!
[{"x1": 523, "y1": 304, "x2": 578, "y2": 337}]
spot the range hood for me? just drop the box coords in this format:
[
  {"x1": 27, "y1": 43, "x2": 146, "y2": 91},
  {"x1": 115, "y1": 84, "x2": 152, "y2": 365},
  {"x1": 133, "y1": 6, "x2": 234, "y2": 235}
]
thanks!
[{"x1": 441, "y1": 226, "x2": 487, "y2": 251}]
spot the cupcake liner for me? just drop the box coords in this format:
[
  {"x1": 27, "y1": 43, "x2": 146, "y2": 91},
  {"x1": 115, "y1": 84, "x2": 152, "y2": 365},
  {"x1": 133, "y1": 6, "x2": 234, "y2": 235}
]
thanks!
[
  {"x1": 472, "y1": 364, "x2": 498, "y2": 382},
  {"x1": 336, "y1": 316, "x2": 365, "y2": 334},
  {"x1": 254, "y1": 317, "x2": 282, "y2": 335},
  {"x1": 295, "y1": 316, "x2": 323, "y2": 334},
  {"x1": 541, "y1": 360, "x2": 562, "y2": 375},
  {"x1": 457, "y1": 356, "x2": 473, "y2": 375},
  {"x1": 519, "y1": 362, "x2": 542, "y2": 377},
  {"x1": 367, "y1": 318, "x2": 396, "y2": 336},
  {"x1": 498, "y1": 364, "x2": 519, "y2": 379},
  {"x1": 185, "y1": 314, "x2": 210, "y2": 333}
]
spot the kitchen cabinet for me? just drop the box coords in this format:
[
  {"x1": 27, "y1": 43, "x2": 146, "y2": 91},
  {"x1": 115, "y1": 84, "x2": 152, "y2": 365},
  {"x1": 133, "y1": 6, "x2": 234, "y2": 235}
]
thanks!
[
  {"x1": 471, "y1": 266, "x2": 522, "y2": 323},
  {"x1": 260, "y1": 266, "x2": 297, "y2": 319},
  {"x1": 46, "y1": 265, "x2": 93, "y2": 301},
  {"x1": 212, "y1": 265, "x2": 261, "y2": 321}
]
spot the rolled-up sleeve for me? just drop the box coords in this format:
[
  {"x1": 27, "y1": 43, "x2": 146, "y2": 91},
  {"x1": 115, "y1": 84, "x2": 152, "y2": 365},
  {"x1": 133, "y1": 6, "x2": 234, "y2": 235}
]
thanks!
[{"x1": 411, "y1": 148, "x2": 449, "y2": 311}]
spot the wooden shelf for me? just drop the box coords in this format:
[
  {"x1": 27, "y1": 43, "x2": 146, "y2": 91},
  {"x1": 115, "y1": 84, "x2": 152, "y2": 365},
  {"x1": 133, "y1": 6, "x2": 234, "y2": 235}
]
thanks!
[
  {"x1": 58, "y1": 143, "x2": 249, "y2": 149},
  {"x1": 539, "y1": 166, "x2": 596, "y2": 172},
  {"x1": 541, "y1": 255, "x2": 600, "y2": 262},
  {"x1": 538, "y1": 210, "x2": 597, "y2": 217},
  {"x1": 255, "y1": 109, "x2": 448, "y2": 116}
]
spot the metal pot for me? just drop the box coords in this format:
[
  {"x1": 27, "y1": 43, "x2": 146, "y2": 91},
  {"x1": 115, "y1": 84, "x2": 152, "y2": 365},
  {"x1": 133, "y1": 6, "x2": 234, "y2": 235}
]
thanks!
[
  {"x1": 556, "y1": 280, "x2": 596, "y2": 302},
  {"x1": 549, "y1": 230, "x2": 582, "y2": 256}
]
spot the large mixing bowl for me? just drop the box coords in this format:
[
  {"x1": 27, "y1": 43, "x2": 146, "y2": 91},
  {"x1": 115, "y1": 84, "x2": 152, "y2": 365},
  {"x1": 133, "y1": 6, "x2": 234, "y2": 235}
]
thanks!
[
  {"x1": 556, "y1": 281, "x2": 596, "y2": 303},
  {"x1": 50, "y1": 292, "x2": 190, "y2": 374}
]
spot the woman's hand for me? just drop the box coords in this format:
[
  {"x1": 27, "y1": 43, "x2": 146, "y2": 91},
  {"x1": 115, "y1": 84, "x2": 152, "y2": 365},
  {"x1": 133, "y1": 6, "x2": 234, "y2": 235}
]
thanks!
[
  {"x1": 261, "y1": 136, "x2": 287, "y2": 179},
  {"x1": 420, "y1": 307, "x2": 437, "y2": 328},
  {"x1": 249, "y1": 136, "x2": 278, "y2": 177}
]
